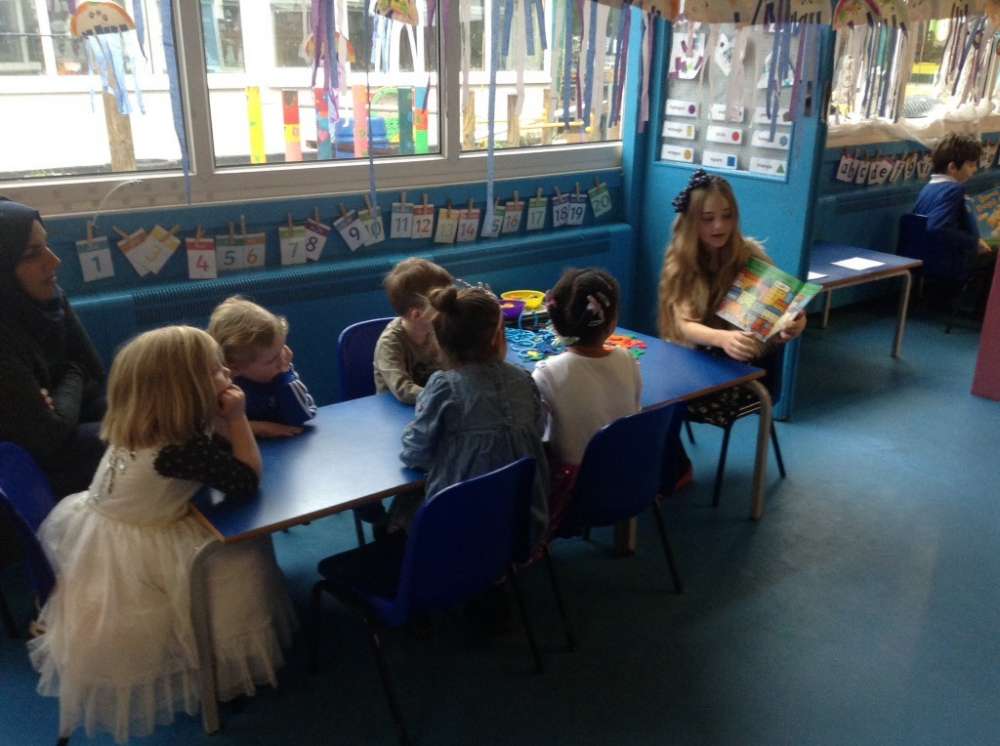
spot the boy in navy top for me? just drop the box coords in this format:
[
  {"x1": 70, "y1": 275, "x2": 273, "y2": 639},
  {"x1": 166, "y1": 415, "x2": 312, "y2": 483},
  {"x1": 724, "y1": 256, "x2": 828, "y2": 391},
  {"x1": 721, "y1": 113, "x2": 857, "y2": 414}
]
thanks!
[
  {"x1": 209, "y1": 296, "x2": 316, "y2": 438},
  {"x1": 914, "y1": 134, "x2": 996, "y2": 283}
]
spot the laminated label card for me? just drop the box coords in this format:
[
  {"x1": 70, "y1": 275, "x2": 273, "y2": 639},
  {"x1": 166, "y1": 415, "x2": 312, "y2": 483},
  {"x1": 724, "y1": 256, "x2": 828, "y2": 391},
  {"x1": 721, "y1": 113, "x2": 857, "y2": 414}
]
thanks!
[
  {"x1": 434, "y1": 207, "x2": 459, "y2": 243},
  {"x1": 390, "y1": 202, "x2": 414, "y2": 238},
  {"x1": 665, "y1": 98, "x2": 699, "y2": 117},
  {"x1": 139, "y1": 226, "x2": 181, "y2": 275},
  {"x1": 502, "y1": 200, "x2": 524, "y2": 233},
  {"x1": 710, "y1": 103, "x2": 744, "y2": 122},
  {"x1": 749, "y1": 156, "x2": 788, "y2": 176},
  {"x1": 480, "y1": 205, "x2": 506, "y2": 238},
  {"x1": 457, "y1": 208, "x2": 481, "y2": 242},
  {"x1": 411, "y1": 204, "x2": 435, "y2": 239},
  {"x1": 706, "y1": 125, "x2": 743, "y2": 145},
  {"x1": 335, "y1": 210, "x2": 370, "y2": 252},
  {"x1": 279, "y1": 225, "x2": 307, "y2": 265},
  {"x1": 526, "y1": 196, "x2": 547, "y2": 230},
  {"x1": 216, "y1": 236, "x2": 245, "y2": 273},
  {"x1": 751, "y1": 129, "x2": 791, "y2": 150},
  {"x1": 836, "y1": 152, "x2": 856, "y2": 182},
  {"x1": 703, "y1": 150, "x2": 739, "y2": 170},
  {"x1": 186, "y1": 237, "x2": 218, "y2": 279},
  {"x1": 303, "y1": 219, "x2": 330, "y2": 261},
  {"x1": 664, "y1": 121, "x2": 697, "y2": 139},
  {"x1": 566, "y1": 194, "x2": 587, "y2": 226},
  {"x1": 242, "y1": 233, "x2": 266, "y2": 270},
  {"x1": 76, "y1": 236, "x2": 114, "y2": 283},
  {"x1": 662, "y1": 144, "x2": 695, "y2": 163},
  {"x1": 588, "y1": 183, "x2": 613, "y2": 218},
  {"x1": 118, "y1": 229, "x2": 151, "y2": 276},
  {"x1": 552, "y1": 193, "x2": 570, "y2": 227},
  {"x1": 359, "y1": 207, "x2": 385, "y2": 246}
]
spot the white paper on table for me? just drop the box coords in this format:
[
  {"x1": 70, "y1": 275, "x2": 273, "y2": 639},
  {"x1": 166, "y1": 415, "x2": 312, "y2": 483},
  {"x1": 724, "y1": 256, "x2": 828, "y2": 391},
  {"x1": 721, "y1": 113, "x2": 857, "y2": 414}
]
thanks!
[
  {"x1": 807, "y1": 271, "x2": 826, "y2": 280},
  {"x1": 832, "y1": 257, "x2": 884, "y2": 271}
]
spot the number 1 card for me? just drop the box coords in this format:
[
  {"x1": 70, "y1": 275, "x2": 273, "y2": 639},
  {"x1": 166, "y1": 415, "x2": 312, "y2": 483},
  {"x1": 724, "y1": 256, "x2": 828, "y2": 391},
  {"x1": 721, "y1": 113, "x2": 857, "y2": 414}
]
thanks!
[{"x1": 76, "y1": 235, "x2": 114, "y2": 283}]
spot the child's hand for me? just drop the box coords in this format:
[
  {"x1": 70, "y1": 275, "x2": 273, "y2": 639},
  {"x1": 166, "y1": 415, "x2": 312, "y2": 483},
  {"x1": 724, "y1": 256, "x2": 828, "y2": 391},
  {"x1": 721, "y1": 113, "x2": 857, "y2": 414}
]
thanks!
[
  {"x1": 779, "y1": 312, "x2": 807, "y2": 341},
  {"x1": 39, "y1": 388, "x2": 55, "y2": 411},
  {"x1": 281, "y1": 345, "x2": 294, "y2": 372},
  {"x1": 217, "y1": 384, "x2": 247, "y2": 421},
  {"x1": 251, "y1": 421, "x2": 304, "y2": 438},
  {"x1": 721, "y1": 331, "x2": 761, "y2": 362}
]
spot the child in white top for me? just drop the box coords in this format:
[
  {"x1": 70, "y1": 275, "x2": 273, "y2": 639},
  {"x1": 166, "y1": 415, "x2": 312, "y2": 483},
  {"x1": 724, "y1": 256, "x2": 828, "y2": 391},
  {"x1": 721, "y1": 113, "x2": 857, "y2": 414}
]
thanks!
[
  {"x1": 28, "y1": 326, "x2": 296, "y2": 744},
  {"x1": 532, "y1": 269, "x2": 641, "y2": 527}
]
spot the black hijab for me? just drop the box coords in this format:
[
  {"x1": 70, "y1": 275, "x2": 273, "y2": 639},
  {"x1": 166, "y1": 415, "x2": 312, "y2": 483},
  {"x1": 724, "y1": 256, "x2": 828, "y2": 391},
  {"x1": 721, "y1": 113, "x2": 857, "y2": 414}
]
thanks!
[{"x1": 0, "y1": 197, "x2": 68, "y2": 354}]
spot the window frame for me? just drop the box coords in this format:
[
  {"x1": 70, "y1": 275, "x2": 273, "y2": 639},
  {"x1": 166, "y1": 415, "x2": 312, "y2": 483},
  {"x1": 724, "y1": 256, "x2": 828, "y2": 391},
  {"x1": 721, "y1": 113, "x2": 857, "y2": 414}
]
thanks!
[{"x1": 0, "y1": 0, "x2": 621, "y2": 217}]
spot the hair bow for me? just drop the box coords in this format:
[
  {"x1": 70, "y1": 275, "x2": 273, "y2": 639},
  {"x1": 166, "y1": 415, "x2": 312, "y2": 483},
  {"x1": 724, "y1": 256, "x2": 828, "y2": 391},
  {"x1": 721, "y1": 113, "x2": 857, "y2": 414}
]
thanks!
[{"x1": 671, "y1": 169, "x2": 715, "y2": 214}]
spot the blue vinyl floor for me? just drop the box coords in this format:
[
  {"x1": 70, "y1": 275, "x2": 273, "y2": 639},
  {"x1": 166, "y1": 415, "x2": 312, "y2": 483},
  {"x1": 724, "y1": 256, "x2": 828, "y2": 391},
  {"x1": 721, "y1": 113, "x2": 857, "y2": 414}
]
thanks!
[{"x1": 2, "y1": 304, "x2": 998, "y2": 745}]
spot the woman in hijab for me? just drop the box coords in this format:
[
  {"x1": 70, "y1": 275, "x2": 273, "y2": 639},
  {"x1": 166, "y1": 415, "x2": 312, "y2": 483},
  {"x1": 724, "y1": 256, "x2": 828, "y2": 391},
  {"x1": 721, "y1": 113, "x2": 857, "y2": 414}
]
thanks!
[{"x1": 0, "y1": 198, "x2": 106, "y2": 499}]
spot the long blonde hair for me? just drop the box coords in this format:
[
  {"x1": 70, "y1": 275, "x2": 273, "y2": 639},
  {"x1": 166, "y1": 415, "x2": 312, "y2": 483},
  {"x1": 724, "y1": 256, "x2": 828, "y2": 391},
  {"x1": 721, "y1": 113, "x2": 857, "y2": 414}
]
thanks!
[
  {"x1": 657, "y1": 178, "x2": 759, "y2": 343},
  {"x1": 101, "y1": 326, "x2": 222, "y2": 450}
]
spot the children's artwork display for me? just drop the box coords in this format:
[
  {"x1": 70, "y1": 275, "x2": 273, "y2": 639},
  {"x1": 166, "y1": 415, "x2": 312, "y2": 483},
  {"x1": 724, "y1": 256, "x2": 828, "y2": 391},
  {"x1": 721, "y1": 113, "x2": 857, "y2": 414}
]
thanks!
[
  {"x1": 717, "y1": 258, "x2": 821, "y2": 341},
  {"x1": 660, "y1": 21, "x2": 803, "y2": 181}
]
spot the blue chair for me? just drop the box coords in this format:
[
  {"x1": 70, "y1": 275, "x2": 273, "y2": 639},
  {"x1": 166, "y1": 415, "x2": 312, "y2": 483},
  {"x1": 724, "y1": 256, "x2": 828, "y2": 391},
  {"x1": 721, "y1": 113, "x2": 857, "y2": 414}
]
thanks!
[
  {"x1": 685, "y1": 346, "x2": 787, "y2": 508},
  {"x1": 541, "y1": 406, "x2": 685, "y2": 649},
  {"x1": 309, "y1": 458, "x2": 539, "y2": 746},
  {"x1": 337, "y1": 317, "x2": 394, "y2": 544}
]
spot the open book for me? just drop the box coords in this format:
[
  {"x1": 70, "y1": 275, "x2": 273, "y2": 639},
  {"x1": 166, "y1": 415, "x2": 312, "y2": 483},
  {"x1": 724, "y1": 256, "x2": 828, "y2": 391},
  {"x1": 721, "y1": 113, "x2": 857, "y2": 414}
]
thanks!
[
  {"x1": 972, "y1": 187, "x2": 1000, "y2": 246},
  {"x1": 716, "y1": 257, "x2": 821, "y2": 341}
]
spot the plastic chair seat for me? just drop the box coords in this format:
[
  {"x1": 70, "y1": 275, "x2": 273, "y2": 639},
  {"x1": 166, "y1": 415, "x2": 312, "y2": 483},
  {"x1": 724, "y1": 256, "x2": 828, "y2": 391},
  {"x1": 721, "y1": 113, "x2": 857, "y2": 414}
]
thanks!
[{"x1": 316, "y1": 531, "x2": 409, "y2": 626}]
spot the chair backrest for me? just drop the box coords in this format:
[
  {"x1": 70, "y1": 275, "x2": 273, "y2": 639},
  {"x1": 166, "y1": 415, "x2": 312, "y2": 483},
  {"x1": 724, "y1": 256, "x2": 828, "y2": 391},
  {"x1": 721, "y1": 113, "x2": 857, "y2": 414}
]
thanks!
[
  {"x1": 560, "y1": 405, "x2": 680, "y2": 533},
  {"x1": 394, "y1": 458, "x2": 535, "y2": 618},
  {"x1": 337, "y1": 317, "x2": 394, "y2": 401},
  {"x1": 898, "y1": 213, "x2": 967, "y2": 280},
  {"x1": 0, "y1": 443, "x2": 58, "y2": 605}
]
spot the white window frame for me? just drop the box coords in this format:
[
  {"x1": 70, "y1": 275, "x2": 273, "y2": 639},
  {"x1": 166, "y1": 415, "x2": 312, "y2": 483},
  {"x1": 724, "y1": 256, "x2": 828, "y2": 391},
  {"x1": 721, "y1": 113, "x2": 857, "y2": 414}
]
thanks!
[{"x1": 1, "y1": 0, "x2": 621, "y2": 217}]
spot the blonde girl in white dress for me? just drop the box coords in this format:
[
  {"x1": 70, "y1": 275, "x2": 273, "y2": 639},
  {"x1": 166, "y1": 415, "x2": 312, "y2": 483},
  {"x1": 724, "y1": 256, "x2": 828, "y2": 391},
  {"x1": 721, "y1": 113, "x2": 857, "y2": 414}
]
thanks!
[{"x1": 28, "y1": 326, "x2": 296, "y2": 743}]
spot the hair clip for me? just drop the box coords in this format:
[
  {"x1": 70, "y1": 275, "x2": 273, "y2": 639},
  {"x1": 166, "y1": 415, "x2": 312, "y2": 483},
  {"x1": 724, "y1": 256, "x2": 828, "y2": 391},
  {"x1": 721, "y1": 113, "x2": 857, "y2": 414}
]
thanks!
[
  {"x1": 585, "y1": 294, "x2": 606, "y2": 327},
  {"x1": 454, "y1": 277, "x2": 495, "y2": 297},
  {"x1": 671, "y1": 169, "x2": 715, "y2": 214}
]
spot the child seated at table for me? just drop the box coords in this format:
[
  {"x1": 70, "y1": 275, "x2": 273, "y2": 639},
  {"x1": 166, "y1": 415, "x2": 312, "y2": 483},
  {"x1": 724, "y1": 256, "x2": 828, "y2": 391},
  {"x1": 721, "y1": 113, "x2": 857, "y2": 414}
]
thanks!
[
  {"x1": 531, "y1": 268, "x2": 641, "y2": 531},
  {"x1": 208, "y1": 296, "x2": 316, "y2": 438},
  {"x1": 399, "y1": 285, "x2": 549, "y2": 544},
  {"x1": 374, "y1": 257, "x2": 453, "y2": 405},
  {"x1": 913, "y1": 133, "x2": 997, "y2": 310},
  {"x1": 28, "y1": 326, "x2": 295, "y2": 744}
]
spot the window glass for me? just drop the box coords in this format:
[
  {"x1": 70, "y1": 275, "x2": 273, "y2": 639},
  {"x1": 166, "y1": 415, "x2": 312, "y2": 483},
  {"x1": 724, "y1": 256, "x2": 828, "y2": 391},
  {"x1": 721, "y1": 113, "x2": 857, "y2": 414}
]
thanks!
[{"x1": 202, "y1": 0, "x2": 441, "y2": 166}]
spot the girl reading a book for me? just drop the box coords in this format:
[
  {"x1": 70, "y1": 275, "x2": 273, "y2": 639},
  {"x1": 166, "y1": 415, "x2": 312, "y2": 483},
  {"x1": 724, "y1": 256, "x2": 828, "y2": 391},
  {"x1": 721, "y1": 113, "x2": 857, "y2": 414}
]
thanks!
[{"x1": 658, "y1": 170, "x2": 806, "y2": 428}]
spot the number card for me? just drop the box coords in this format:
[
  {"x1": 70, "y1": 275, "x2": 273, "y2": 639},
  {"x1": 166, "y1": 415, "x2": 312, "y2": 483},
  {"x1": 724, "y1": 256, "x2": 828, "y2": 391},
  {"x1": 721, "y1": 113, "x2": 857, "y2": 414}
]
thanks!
[
  {"x1": 390, "y1": 201, "x2": 414, "y2": 238},
  {"x1": 566, "y1": 194, "x2": 587, "y2": 226},
  {"x1": 76, "y1": 236, "x2": 114, "y2": 283},
  {"x1": 216, "y1": 235, "x2": 245, "y2": 272},
  {"x1": 359, "y1": 207, "x2": 386, "y2": 246},
  {"x1": 588, "y1": 183, "x2": 613, "y2": 218},
  {"x1": 118, "y1": 229, "x2": 151, "y2": 276},
  {"x1": 243, "y1": 233, "x2": 267, "y2": 270},
  {"x1": 140, "y1": 225, "x2": 181, "y2": 275},
  {"x1": 434, "y1": 207, "x2": 460, "y2": 243},
  {"x1": 411, "y1": 204, "x2": 435, "y2": 239},
  {"x1": 456, "y1": 207, "x2": 481, "y2": 242},
  {"x1": 279, "y1": 225, "x2": 307, "y2": 266},
  {"x1": 552, "y1": 193, "x2": 570, "y2": 227},
  {"x1": 526, "y1": 195, "x2": 547, "y2": 230},
  {"x1": 303, "y1": 218, "x2": 330, "y2": 261},
  {"x1": 502, "y1": 199, "x2": 524, "y2": 234},
  {"x1": 335, "y1": 210, "x2": 369, "y2": 252},
  {"x1": 186, "y1": 237, "x2": 218, "y2": 279},
  {"x1": 480, "y1": 204, "x2": 506, "y2": 238}
]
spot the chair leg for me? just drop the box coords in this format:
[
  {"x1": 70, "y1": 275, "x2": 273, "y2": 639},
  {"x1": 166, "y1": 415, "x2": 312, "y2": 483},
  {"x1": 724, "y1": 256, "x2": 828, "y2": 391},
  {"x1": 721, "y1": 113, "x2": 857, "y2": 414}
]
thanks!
[
  {"x1": 770, "y1": 422, "x2": 787, "y2": 479},
  {"x1": 684, "y1": 419, "x2": 696, "y2": 445},
  {"x1": 507, "y1": 568, "x2": 544, "y2": 673},
  {"x1": 1, "y1": 587, "x2": 19, "y2": 639},
  {"x1": 650, "y1": 501, "x2": 684, "y2": 594},
  {"x1": 364, "y1": 618, "x2": 410, "y2": 746},
  {"x1": 354, "y1": 512, "x2": 367, "y2": 547},
  {"x1": 307, "y1": 583, "x2": 325, "y2": 674},
  {"x1": 542, "y1": 548, "x2": 577, "y2": 651},
  {"x1": 712, "y1": 425, "x2": 733, "y2": 508}
]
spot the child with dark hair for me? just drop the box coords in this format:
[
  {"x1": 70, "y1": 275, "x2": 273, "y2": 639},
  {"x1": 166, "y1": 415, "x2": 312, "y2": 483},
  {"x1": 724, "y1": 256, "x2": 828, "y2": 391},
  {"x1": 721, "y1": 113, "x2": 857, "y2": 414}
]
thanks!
[
  {"x1": 400, "y1": 285, "x2": 549, "y2": 543},
  {"x1": 532, "y1": 268, "x2": 641, "y2": 526},
  {"x1": 914, "y1": 134, "x2": 996, "y2": 299}
]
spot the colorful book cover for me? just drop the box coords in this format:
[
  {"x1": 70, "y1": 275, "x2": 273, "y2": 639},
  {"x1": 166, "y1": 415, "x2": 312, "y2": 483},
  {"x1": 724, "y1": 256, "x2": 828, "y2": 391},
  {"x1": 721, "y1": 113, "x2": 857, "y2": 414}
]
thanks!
[
  {"x1": 972, "y1": 186, "x2": 1000, "y2": 245},
  {"x1": 716, "y1": 257, "x2": 821, "y2": 341}
]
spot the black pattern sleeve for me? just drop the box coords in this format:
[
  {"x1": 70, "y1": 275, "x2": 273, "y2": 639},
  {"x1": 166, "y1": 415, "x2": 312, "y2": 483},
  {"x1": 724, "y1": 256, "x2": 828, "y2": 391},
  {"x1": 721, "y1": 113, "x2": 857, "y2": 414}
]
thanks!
[{"x1": 154, "y1": 433, "x2": 259, "y2": 499}]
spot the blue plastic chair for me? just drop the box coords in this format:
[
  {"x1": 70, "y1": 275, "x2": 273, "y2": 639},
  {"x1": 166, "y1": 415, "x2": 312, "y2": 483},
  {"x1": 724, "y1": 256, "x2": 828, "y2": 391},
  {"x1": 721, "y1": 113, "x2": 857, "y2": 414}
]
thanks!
[
  {"x1": 540, "y1": 406, "x2": 685, "y2": 649},
  {"x1": 686, "y1": 346, "x2": 787, "y2": 508},
  {"x1": 337, "y1": 317, "x2": 395, "y2": 544},
  {"x1": 309, "y1": 458, "x2": 539, "y2": 746},
  {"x1": 0, "y1": 442, "x2": 58, "y2": 640}
]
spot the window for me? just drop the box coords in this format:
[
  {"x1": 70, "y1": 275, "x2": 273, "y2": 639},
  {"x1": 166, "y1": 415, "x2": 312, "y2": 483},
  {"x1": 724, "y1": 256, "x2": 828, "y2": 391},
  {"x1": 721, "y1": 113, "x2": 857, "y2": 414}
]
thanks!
[
  {"x1": 202, "y1": 0, "x2": 244, "y2": 72},
  {"x1": 0, "y1": 0, "x2": 182, "y2": 180},
  {"x1": 459, "y1": 0, "x2": 624, "y2": 152},
  {"x1": 201, "y1": 0, "x2": 441, "y2": 166}
]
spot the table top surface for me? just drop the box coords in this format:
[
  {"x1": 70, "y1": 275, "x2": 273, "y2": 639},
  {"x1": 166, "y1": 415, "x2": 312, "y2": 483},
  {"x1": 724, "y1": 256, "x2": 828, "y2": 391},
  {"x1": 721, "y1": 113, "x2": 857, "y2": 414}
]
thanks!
[
  {"x1": 811, "y1": 242, "x2": 923, "y2": 288},
  {"x1": 194, "y1": 328, "x2": 763, "y2": 542}
]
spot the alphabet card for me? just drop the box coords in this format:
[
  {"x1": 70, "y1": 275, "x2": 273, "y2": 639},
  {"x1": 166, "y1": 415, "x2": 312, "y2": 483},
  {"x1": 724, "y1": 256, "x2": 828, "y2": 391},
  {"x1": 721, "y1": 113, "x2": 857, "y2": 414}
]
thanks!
[
  {"x1": 186, "y1": 236, "x2": 218, "y2": 279},
  {"x1": 76, "y1": 233, "x2": 114, "y2": 283},
  {"x1": 303, "y1": 217, "x2": 330, "y2": 261},
  {"x1": 588, "y1": 181, "x2": 613, "y2": 218},
  {"x1": 457, "y1": 205, "x2": 481, "y2": 242},
  {"x1": 411, "y1": 201, "x2": 435, "y2": 240},
  {"x1": 279, "y1": 222, "x2": 308, "y2": 265},
  {"x1": 836, "y1": 151, "x2": 856, "y2": 182},
  {"x1": 916, "y1": 154, "x2": 933, "y2": 180},
  {"x1": 434, "y1": 206, "x2": 459, "y2": 243},
  {"x1": 335, "y1": 208, "x2": 370, "y2": 252},
  {"x1": 526, "y1": 192, "x2": 547, "y2": 230}
]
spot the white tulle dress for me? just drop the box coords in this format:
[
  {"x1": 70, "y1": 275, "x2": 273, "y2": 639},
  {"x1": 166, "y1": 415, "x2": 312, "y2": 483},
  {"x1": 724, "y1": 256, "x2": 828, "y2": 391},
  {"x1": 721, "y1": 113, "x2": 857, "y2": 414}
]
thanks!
[{"x1": 27, "y1": 439, "x2": 297, "y2": 743}]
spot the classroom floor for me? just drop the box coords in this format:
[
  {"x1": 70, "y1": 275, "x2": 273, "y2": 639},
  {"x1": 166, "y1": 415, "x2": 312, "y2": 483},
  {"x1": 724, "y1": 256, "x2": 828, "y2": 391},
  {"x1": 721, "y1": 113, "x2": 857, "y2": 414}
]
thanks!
[{"x1": 2, "y1": 303, "x2": 999, "y2": 746}]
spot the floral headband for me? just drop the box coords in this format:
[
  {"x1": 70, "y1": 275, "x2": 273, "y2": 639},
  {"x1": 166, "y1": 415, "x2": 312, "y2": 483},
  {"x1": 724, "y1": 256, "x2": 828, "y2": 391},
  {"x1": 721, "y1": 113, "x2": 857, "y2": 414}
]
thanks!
[{"x1": 671, "y1": 169, "x2": 715, "y2": 214}]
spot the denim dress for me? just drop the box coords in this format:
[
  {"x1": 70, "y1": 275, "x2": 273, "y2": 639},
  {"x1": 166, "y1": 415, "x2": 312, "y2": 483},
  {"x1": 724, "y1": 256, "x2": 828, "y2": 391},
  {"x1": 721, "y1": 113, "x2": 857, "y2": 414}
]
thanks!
[{"x1": 401, "y1": 360, "x2": 550, "y2": 545}]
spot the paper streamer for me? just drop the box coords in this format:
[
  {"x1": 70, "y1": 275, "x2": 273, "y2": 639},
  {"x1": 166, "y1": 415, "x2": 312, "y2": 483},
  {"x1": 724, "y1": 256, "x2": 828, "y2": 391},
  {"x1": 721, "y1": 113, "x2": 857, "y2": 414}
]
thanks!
[
  {"x1": 485, "y1": 0, "x2": 501, "y2": 228},
  {"x1": 132, "y1": 0, "x2": 145, "y2": 59},
  {"x1": 590, "y1": 3, "x2": 609, "y2": 135},
  {"x1": 639, "y1": 11, "x2": 652, "y2": 133},
  {"x1": 562, "y1": 0, "x2": 575, "y2": 125},
  {"x1": 158, "y1": 0, "x2": 191, "y2": 203}
]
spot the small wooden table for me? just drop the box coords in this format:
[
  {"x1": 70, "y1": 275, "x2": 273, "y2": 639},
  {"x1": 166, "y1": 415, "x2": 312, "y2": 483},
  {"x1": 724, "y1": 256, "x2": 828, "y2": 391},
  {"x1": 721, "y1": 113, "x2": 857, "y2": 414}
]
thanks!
[{"x1": 810, "y1": 243, "x2": 923, "y2": 358}]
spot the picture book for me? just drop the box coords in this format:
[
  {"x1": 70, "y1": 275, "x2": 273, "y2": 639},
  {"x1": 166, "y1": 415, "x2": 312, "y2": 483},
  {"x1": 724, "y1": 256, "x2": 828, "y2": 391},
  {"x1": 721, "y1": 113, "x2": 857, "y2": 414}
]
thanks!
[
  {"x1": 716, "y1": 258, "x2": 822, "y2": 341},
  {"x1": 972, "y1": 187, "x2": 1000, "y2": 245}
]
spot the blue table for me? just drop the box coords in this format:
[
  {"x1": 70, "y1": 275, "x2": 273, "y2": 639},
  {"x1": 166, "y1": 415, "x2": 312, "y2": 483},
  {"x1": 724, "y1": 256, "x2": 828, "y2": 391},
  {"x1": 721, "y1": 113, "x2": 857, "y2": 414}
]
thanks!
[
  {"x1": 188, "y1": 329, "x2": 770, "y2": 733},
  {"x1": 810, "y1": 243, "x2": 923, "y2": 358}
]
